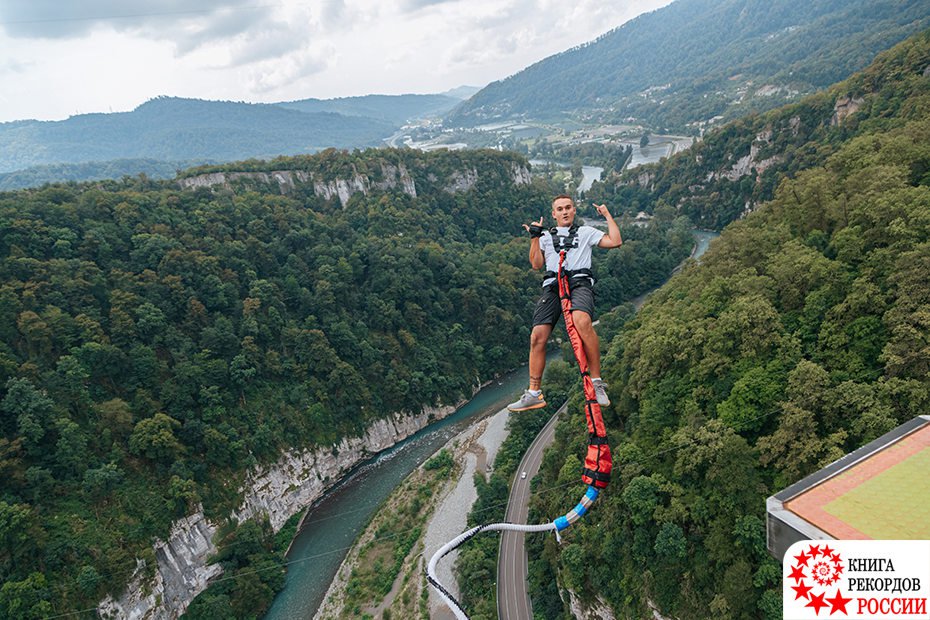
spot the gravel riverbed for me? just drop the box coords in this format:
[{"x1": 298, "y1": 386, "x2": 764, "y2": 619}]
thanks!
[{"x1": 314, "y1": 406, "x2": 512, "y2": 619}]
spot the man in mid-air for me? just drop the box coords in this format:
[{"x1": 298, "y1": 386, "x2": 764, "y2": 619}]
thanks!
[{"x1": 508, "y1": 194, "x2": 622, "y2": 412}]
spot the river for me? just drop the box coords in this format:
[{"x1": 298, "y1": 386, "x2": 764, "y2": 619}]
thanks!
[
  {"x1": 263, "y1": 364, "x2": 541, "y2": 620},
  {"x1": 528, "y1": 159, "x2": 602, "y2": 193},
  {"x1": 264, "y1": 229, "x2": 719, "y2": 620}
]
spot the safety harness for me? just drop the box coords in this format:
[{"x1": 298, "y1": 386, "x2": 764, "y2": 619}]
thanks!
[
  {"x1": 543, "y1": 225, "x2": 595, "y2": 287},
  {"x1": 427, "y1": 248, "x2": 613, "y2": 619}
]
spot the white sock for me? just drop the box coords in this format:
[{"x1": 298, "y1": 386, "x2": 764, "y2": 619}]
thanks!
[
  {"x1": 528, "y1": 389, "x2": 541, "y2": 396},
  {"x1": 591, "y1": 377, "x2": 601, "y2": 382}
]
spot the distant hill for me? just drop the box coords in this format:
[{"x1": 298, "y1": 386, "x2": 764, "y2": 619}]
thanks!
[
  {"x1": 441, "y1": 85, "x2": 482, "y2": 100},
  {"x1": 0, "y1": 97, "x2": 394, "y2": 174},
  {"x1": 276, "y1": 93, "x2": 461, "y2": 125},
  {"x1": 0, "y1": 158, "x2": 213, "y2": 190},
  {"x1": 447, "y1": 0, "x2": 930, "y2": 130}
]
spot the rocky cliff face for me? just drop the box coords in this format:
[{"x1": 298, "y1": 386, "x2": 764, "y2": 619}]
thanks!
[
  {"x1": 178, "y1": 159, "x2": 530, "y2": 207},
  {"x1": 831, "y1": 95, "x2": 864, "y2": 126},
  {"x1": 706, "y1": 129, "x2": 782, "y2": 183},
  {"x1": 564, "y1": 588, "x2": 618, "y2": 620},
  {"x1": 97, "y1": 405, "x2": 455, "y2": 620}
]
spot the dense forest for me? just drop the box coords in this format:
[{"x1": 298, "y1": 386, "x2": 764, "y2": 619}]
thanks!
[
  {"x1": 0, "y1": 144, "x2": 696, "y2": 617},
  {"x1": 447, "y1": 0, "x2": 930, "y2": 132},
  {"x1": 522, "y1": 30, "x2": 930, "y2": 620},
  {"x1": 0, "y1": 148, "x2": 545, "y2": 617}
]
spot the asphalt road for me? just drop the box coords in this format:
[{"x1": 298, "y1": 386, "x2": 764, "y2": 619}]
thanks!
[{"x1": 496, "y1": 403, "x2": 566, "y2": 620}]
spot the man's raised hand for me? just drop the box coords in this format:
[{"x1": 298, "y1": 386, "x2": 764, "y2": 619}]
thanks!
[
  {"x1": 593, "y1": 203, "x2": 610, "y2": 218},
  {"x1": 524, "y1": 217, "x2": 545, "y2": 238}
]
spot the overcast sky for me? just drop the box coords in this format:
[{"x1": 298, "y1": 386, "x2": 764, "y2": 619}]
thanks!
[{"x1": 0, "y1": 0, "x2": 673, "y2": 122}]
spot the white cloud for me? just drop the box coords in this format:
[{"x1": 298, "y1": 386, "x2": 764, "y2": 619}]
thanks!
[
  {"x1": 398, "y1": 0, "x2": 462, "y2": 13},
  {"x1": 171, "y1": 7, "x2": 280, "y2": 56},
  {"x1": 245, "y1": 44, "x2": 336, "y2": 93},
  {"x1": 0, "y1": 0, "x2": 259, "y2": 39},
  {"x1": 0, "y1": 0, "x2": 674, "y2": 121}
]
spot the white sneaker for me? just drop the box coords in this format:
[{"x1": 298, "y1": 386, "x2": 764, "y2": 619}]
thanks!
[
  {"x1": 507, "y1": 390, "x2": 546, "y2": 412},
  {"x1": 592, "y1": 379, "x2": 610, "y2": 406}
]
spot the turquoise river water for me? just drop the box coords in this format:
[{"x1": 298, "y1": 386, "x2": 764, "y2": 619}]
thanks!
[{"x1": 263, "y1": 364, "x2": 533, "y2": 620}]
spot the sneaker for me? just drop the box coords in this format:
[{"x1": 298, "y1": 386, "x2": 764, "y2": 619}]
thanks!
[
  {"x1": 508, "y1": 390, "x2": 546, "y2": 412},
  {"x1": 592, "y1": 379, "x2": 610, "y2": 406}
]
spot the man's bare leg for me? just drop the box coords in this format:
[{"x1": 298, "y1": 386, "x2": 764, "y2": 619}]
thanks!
[
  {"x1": 572, "y1": 310, "x2": 601, "y2": 378},
  {"x1": 528, "y1": 323, "x2": 553, "y2": 390},
  {"x1": 507, "y1": 323, "x2": 554, "y2": 411}
]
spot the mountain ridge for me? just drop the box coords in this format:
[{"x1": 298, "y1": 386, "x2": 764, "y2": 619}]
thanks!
[
  {"x1": 0, "y1": 96, "x2": 395, "y2": 173},
  {"x1": 447, "y1": 0, "x2": 930, "y2": 130}
]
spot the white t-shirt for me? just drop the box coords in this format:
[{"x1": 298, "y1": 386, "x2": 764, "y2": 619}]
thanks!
[{"x1": 540, "y1": 225, "x2": 605, "y2": 287}]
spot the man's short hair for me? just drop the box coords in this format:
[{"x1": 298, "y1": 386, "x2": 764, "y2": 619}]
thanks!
[{"x1": 552, "y1": 194, "x2": 574, "y2": 205}]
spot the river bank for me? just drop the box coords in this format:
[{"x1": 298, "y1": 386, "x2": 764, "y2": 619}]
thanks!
[
  {"x1": 263, "y1": 367, "x2": 532, "y2": 619},
  {"x1": 313, "y1": 408, "x2": 512, "y2": 619}
]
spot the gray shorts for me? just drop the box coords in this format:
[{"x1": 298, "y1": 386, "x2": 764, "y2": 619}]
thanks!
[{"x1": 532, "y1": 283, "x2": 595, "y2": 327}]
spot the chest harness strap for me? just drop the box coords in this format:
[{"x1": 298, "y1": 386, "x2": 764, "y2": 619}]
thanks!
[{"x1": 543, "y1": 225, "x2": 594, "y2": 287}]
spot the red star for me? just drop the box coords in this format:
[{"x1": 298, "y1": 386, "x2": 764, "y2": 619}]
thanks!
[
  {"x1": 822, "y1": 545, "x2": 835, "y2": 557},
  {"x1": 792, "y1": 581, "x2": 813, "y2": 600},
  {"x1": 825, "y1": 589, "x2": 852, "y2": 615},
  {"x1": 794, "y1": 550, "x2": 812, "y2": 566},
  {"x1": 830, "y1": 552, "x2": 842, "y2": 564},
  {"x1": 806, "y1": 591, "x2": 829, "y2": 615},
  {"x1": 788, "y1": 565, "x2": 807, "y2": 584},
  {"x1": 808, "y1": 544, "x2": 822, "y2": 557}
]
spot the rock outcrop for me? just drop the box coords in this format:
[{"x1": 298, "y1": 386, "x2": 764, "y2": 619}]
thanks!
[
  {"x1": 98, "y1": 405, "x2": 455, "y2": 619},
  {"x1": 706, "y1": 129, "x2": 782, "y2": 182},
  {"x1": 832, "y1": 95, "x2": 864, "y2": 126},
  {"x1": 564, "y1": 589, "x2": 618, "y2": 620},
  {"x1": 178, "y1": 159, "x2": 531, "y2": 208}
]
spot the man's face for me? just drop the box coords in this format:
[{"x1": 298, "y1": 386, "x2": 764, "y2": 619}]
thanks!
[{"x1": 552, "y1": 197, "x2": 575, "y2": 227}]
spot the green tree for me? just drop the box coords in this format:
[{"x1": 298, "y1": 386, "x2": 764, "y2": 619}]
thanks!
[
  {"x1": 1, "y1": 379, "x2": 55, "y2": 456},
  {"x1": 129, "y1": 413, "x2": 184, "y2": 464},
  {"x1": 0, "y1": 572, "x2": 53, "y2": 620}
]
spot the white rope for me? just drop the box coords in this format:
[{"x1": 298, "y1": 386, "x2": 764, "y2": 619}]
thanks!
[
  {"x1": 427, "y1": 482, "x2": 602, "y2": 617},
  {"x1": 426, "y1": 521, "x2": 558, "y2": 620}
]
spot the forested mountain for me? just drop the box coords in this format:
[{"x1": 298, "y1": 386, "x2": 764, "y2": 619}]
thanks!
[
  {"x1": 519, "y1": 30, "x2": 930, "y2": 620},
  {"x1": 0, "y1": 97, "x2": 394, "y2": 174},
  {"x1": 447, "y1": 0, "x2": 930, "y2": 131},
  {"x1": 0, "y1": 148, "x2": 558, "y2": 617},
  {"x1": 277, "y1": 93, "x2": 462, "y2": 125},
  {"x1": 590, "y1": 27, "x2": 930, "y2": 230}
]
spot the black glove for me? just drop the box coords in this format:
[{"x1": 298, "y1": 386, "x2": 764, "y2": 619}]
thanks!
[{"x1": 528, "y1": 223, "x2": 544, "y2": 238}]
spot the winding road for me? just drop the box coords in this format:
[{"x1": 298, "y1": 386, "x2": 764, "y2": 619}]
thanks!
[{"x1": 496, "y1": 403, "x2": 565, "y2": 620}]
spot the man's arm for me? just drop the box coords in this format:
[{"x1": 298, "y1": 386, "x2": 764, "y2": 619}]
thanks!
[
  {"x1": 594, "y1": 203, "x2": 622, "y2": 248},
  {"x1": 529, "y1": 237, "x2": 545, "y2": 269},
  {"x1": 524, "y1": 217, "x2": 546, "y2": 269}
]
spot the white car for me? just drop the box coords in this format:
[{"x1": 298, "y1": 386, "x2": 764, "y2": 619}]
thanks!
[{"x1": 520, "y1": 471, "x2": 527, "y2": 479}]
